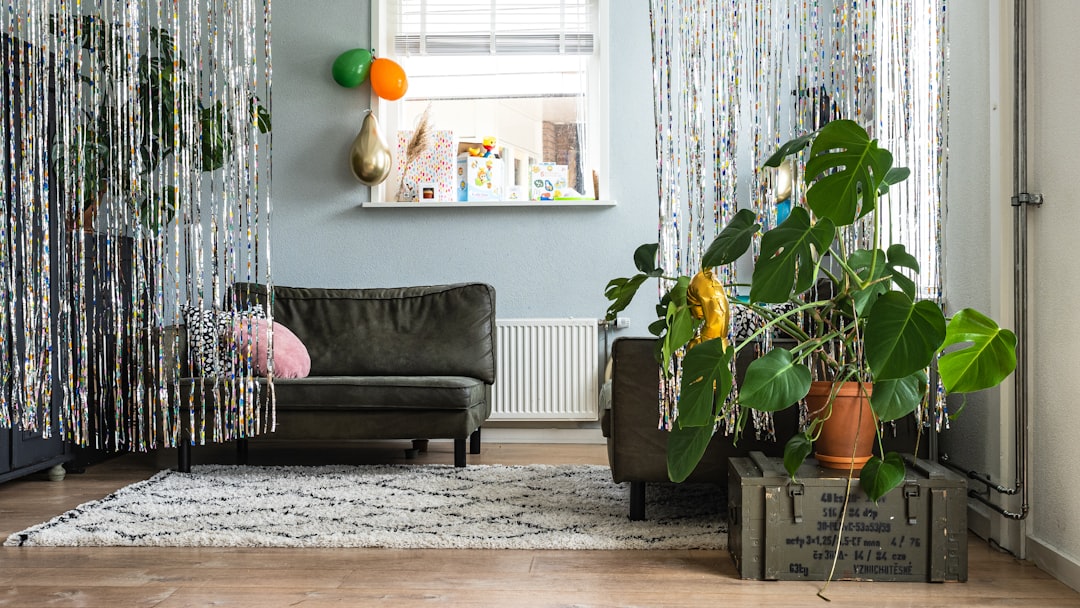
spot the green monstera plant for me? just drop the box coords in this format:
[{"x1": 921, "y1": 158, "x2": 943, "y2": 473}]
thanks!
[{"x1": 605, "y1": 119, "x2": 1017, "y2": 502}]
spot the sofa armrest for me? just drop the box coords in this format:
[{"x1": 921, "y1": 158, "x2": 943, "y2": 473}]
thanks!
[{"x1": 605, "y1": 336, "x2": 800, "y2": 484}]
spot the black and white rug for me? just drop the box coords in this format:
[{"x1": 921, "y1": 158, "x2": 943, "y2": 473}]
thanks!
[{"x1": 5, "y1": 464, "x2": 727, "y2": 549}]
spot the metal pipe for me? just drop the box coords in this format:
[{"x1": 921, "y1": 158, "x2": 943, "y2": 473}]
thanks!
[
  {"x1": 1010, "y1": 0, "x2": 1031, "y2": 522},
  {"x1": 969, "y1": 488, "x2": 1028, "y2": 520},
  {"x1": 939, "y1": 452, "x2": 1020, "y2": 495}
]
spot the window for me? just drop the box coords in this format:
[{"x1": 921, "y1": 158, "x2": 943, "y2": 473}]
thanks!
[{"x1": 371, "y1": 0, "x2": 607, "y2": 203}]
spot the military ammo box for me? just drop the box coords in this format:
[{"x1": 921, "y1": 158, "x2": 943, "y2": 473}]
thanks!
[{"x1": 728, "y1": 451, "x2": 967, "y2": 582}]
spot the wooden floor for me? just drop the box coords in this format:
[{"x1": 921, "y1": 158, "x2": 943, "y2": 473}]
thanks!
[{"x1": 1, "y1": 441, "x2": 1078, "y2": 608}]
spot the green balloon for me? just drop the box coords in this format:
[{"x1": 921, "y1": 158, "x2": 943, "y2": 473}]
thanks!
[{"x1": 332, "y1": 48, "x2": 374, "y2": 88}]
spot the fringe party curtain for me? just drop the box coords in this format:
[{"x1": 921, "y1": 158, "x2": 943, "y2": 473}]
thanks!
[
  {"x1": 1, "y1": 0, "x2": 273, "y2": 452},
  {"x1": 648, "y1": 0, "x2": 948, "y2": 432}
]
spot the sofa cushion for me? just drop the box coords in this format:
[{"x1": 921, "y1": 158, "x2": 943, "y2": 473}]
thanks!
[
  {"x1": 272, "y1": 376, "x2": 487, "y2": 411},
  {"x1": 232, "y1": 283, "x2": 496, "y2": 383},
  {"x1": 233, "y1": 318, "x2": 312, "y2": 379}
]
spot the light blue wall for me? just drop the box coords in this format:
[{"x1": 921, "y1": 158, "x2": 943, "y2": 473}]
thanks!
[{"x1": 272, "y1": 1, "x2": 659, "y2": 331}]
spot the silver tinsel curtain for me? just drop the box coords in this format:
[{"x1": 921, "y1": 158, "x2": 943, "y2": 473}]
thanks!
[
  {"x1": 1, "y1": 0, "x2": 273, "y2": 451},
  {"x1": 649, "y1": 0, "x2": 948, "y2": 430}
]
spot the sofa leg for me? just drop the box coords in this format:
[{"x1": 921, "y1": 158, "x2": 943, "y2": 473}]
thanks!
[
  {"x1": 412, "y1": 439, "x2": 429, "y2": 453},
  {"x1": 629, "y1": 481, "x2": 646, "y2": 521},
  {"x1": 469, "y1": 427, "x2": 481, "y2": 454},
  {"x1": 177, "y1": 441, "x2": 191, "y2": 473},
  {"x1": 454, "y1": 438, "x2": 467, "y2": 467},
  {"x1": 237, "y1": 438, "x2": 249, "y2": 465}
]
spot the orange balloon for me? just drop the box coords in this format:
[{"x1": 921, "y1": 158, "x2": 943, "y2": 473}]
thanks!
[{"x1": 370, "y1": 57, "x2": 408, "y2": 101}]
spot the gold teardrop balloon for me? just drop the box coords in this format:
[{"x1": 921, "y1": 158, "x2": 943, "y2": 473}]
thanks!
[
  {"x1": 775, "y1": 159, "x2": 794, "y2": 202},
  {"x1": 350, "y1": 111, "x2": 393, "y2": 186}
]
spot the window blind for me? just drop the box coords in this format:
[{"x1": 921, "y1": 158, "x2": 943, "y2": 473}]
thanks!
[{"x1": 392, "y1": 0, "x2": 596, "y2": 56}]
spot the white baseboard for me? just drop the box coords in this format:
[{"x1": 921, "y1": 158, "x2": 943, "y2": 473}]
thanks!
[
  {"x1": 967, "y1": 502, "x2": 993, "y2": 542},
  {"x1": 1029, "y1": 536, "x2": 1080, "y2": 594},
  {"x1": 481, "y1": 427, "x2": 607, "y2": 444}
]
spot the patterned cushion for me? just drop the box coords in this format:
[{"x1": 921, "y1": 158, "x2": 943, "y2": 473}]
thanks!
[
  {"x1": 180, "y1": 304, "x2": 266, "y2": 377},
  {"x1": 730, "y1": 302, "x2": 798, "y2": 342}
]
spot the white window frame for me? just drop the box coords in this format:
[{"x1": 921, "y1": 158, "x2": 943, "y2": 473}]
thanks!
[{"x1": 368, "y1": 0, "x2": 610, "y2": 205}]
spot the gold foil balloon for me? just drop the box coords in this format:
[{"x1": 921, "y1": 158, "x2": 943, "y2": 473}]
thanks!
[
  {"x1": 350, "y1": 111, "x2": 392, "y2": 186},
  {"x1": 776, "y1": 159, "x2": 794, "y2": 203},
  {"x1": 686, "y1": 268, "x2": 731, "y2": 349},
  {"x1": 775, "y1": 159, "x2": 795, "y2": 224}
]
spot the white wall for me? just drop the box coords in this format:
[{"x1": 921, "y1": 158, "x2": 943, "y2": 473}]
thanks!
[
  {"x1": 939, "y1": 0, "x2": 1019, "y2": 547},
  {"x1": 943, "y1": 0, "x2": 1080, "y2": 591},
  {"x1": 1025, "y1": 0, "x2": 1080, "y2": 589}
]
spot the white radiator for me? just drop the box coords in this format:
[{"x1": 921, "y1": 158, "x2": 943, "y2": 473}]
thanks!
[{"x1": 490, "y1": 318, "x2": 600, "y2": 421}]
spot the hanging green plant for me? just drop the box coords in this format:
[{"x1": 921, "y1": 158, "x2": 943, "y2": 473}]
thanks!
[{"x1": 51, "y1": 15, "x2": 271, "y2": 231}]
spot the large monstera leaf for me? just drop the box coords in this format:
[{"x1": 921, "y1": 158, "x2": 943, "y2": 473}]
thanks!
[
  {"x1": 938, "y1": 308, "x2": 1018, "y2": 394},
  {"x1": 870, "y1": 371, "x2": 928, "y2": 423},
  {"x1": 677, "y1": 339, "x2": 734, "y2": 428},
  {"x1": 749, "y1": 207, "x2": 835, "y2": 303},
  {"x1": 803, "y1": 120, "x2": 895, "y2": 226},
  {"x1": 738, "y1": 348, "x2": 812, "y2": 412},
  {"x1": 667, "y1": 424, "x2": 715, "y2": 483},
  {"x1": 864, "y1": 291, "x2": 946, "y2": 381}
]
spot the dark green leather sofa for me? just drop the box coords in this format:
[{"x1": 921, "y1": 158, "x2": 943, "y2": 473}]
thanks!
[{"x1": 177, "y1": 282, "x2": 496, "y2": 471}]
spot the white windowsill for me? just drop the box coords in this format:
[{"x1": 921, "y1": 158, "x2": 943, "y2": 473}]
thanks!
[{"x1": 361, "y1": 200, "x2": 617, "y2": 208}]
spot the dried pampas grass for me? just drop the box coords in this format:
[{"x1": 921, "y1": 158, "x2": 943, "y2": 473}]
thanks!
[{"x1": 397, "y1": 105, "x2": 433, "y2": 201}]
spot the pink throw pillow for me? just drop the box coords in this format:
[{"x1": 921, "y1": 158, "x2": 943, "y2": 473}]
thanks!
[{"x1": 233, "y1": 318, "x2": 311, "y2": 378}]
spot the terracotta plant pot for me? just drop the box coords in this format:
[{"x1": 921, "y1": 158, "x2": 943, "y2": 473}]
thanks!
[{"x1": 807, "y1": 381, "x2": 876, "y2": 471}]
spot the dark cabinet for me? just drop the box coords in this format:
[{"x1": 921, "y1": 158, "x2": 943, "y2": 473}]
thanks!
[
  {"x1": 11, "y1": 416, "x2": 66, "y2": 470},
  {"x1": 0, "y1": 431, "x2": 8, "y2": 474},
  {"x1": 0, "y1": 34, "x2": 70, "y2": 484},
  {"x1": 0, "y1": 396, "x2": 69, "y2": 483}
]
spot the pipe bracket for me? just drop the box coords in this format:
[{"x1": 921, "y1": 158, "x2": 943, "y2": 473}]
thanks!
[{"x1": 1011, "y1": 192, "x2": 1044, "y2": 207}]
